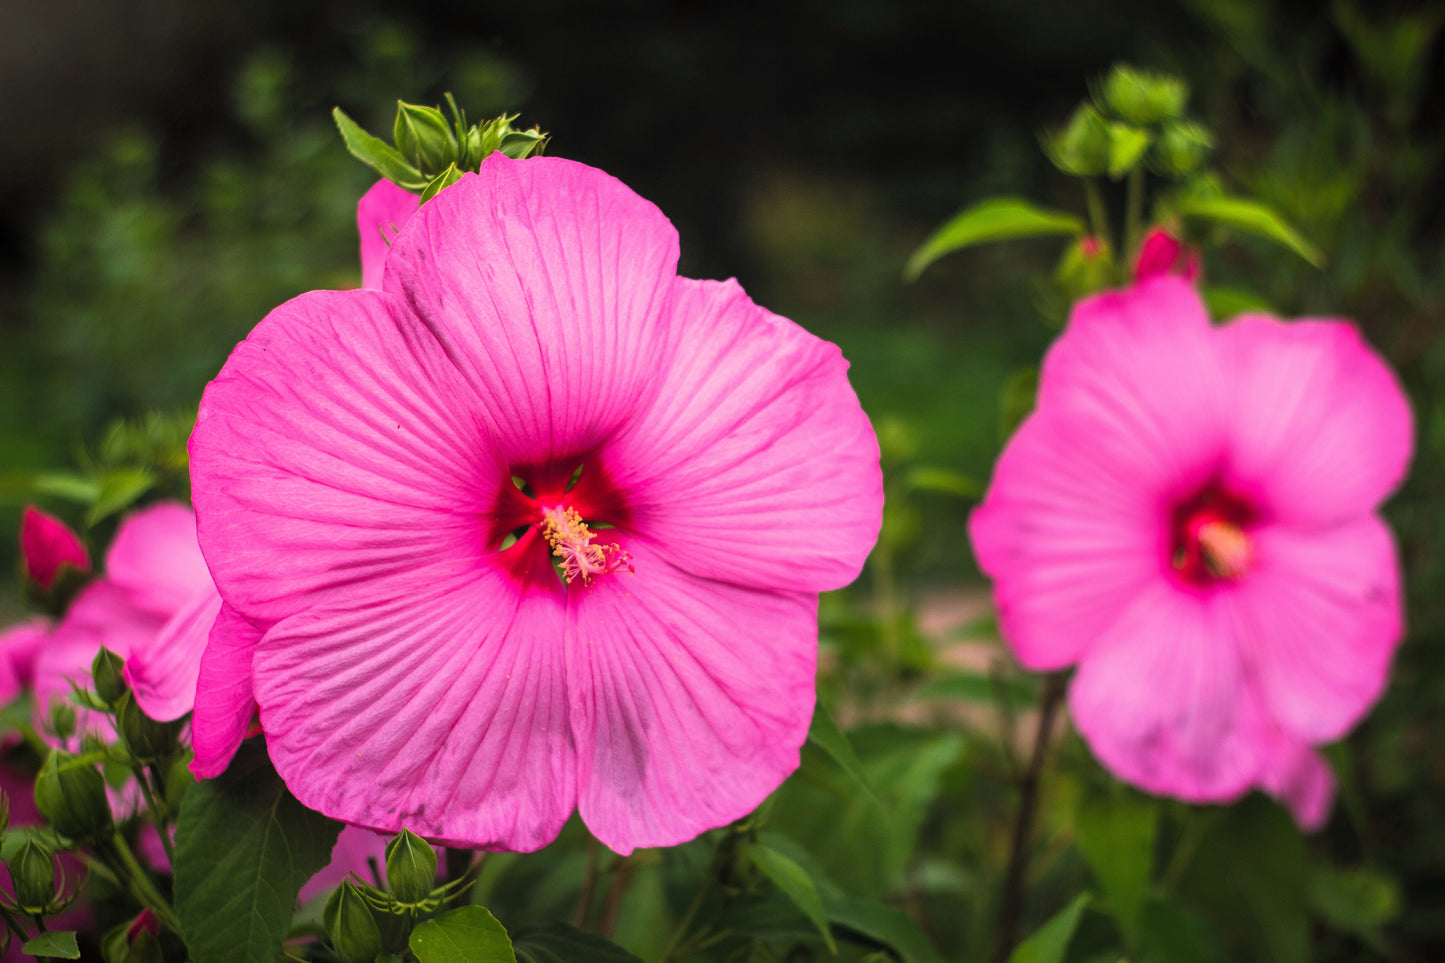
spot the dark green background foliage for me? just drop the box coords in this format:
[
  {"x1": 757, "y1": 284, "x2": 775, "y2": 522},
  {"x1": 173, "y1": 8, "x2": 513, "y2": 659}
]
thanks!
[{"x1": 1, "y1": 0, "x2": 1443, "y2": 960}]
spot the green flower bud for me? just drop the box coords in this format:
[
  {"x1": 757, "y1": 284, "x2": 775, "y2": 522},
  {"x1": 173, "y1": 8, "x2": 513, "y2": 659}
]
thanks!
[
  {"x1": 34, "y1": 750, "x2": 113, "y2": 841},
  {"x1": 1101, "y1": 63, "x2": 1189, "y2": 125},
  {"x1": 92, "y1": 648, "x2": 128, "y2": 706},
  {"x1": 46, "y1": 700, "x2": 77, "y2": 742},
  {"x1": 323, "y1": 880, "x2": 385, "y2": 963},
  {"x1": 1043, "y1": 103, "x2": 1110, "y2": 177},
  {"x1": 394, "y1": 102, "x2": 457, "y2": 174},
  {"x1": 7, "y1": 836, "x2": 58, "y2": 915},
  {"x1": 1151, "y1": 120, "x2": 1213, "y2": 177},
  {"x1": 117, "y1": 694, "x2": 183, "y2": 764},
  {"x1": 384, "y1": 829, "x2": 437, "y2": 905},
  {"x1": 1054, "y1": 235, "x2": 1117, "y2": 301}
]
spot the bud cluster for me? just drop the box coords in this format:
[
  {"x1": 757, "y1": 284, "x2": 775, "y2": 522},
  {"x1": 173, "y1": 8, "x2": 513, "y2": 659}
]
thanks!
[{"x1": 334, "y1": 96, "x2": 548, "y2": 202}]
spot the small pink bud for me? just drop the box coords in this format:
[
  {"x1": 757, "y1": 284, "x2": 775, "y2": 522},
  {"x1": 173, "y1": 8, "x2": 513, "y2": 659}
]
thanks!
[
  {"x1": 127, "y1": 908, "x2": 160, "y2": 943},
  {"x1": 1080, "y1": 235, "x2": 1104, "y2": 259},
  {"x1": 1133, "y1": 227, "x2": 1201, "y2": 283},
  {"x1": 20, "y1": 506, "x2": 90, "y2": 590}
]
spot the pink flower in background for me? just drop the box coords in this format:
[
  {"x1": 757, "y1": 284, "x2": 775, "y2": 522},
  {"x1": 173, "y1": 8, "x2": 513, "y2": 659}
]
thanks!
[
  {"x1": 1133, "y1": 227, "x2": 1200, "y2": 282},
  {"x1": 20, "y1": 505, "x2": 90, "y2": 590},
  {"x1": 356, "y1": 178, "x2": 420, "y2": 290},
  {"x1": 970, "y1": 277, "x2": 1411, "y2": 828},
  {"x1": 189, "y1": 153, "x2": 883, "y2": 854}
]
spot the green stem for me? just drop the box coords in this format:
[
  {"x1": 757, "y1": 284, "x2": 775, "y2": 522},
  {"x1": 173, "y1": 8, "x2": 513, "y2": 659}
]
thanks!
[
  {"x1": 1083, "y1": 178, "x2": 1111, "y2": 249},
  {"x1": 1125, "y1": 164, "x2": 1146, "y2": 261},
  {"x1": 1162, "y1": 809, "x2": 1219, "y2": 890},
  {"x1": 657, "y1": 875, "x2": 714, "y2": 963},
  {"x1": 0, "y1": 904, "x2": 30, "y2": 949},
  {"x1": 573, "y1": 837, "x2": 600, "y2": 928},
  {"x1": 132, "y1": 766, "x2": 175, "y2": 866},
  {"x1": 100, "y1": 835, "x2": 182, "y2": 934}
]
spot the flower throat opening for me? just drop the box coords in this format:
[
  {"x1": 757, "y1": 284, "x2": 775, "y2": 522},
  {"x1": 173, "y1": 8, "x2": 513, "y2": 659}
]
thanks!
[
  {"x1": 494, "y1": 460, "x2": 634, "y2": 588},
  {"x1": 1170, "y1": 485, "x2": 1255, "y2": 585}
]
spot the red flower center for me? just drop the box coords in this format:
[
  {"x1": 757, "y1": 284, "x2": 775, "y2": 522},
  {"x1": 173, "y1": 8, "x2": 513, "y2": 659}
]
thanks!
[
  {"x1": 491, "y1": 456, "x2": 633, "y2": 588},
  {"x1": 1170, "y1": 484, "x2": 1256, "y2": 585}
]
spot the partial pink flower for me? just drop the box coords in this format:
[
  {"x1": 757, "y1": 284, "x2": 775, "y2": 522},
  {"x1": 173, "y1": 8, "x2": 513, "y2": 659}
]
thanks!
[
  {"x1": 1133, "y1": 227, "x2": 1201, "y2": 282},
  {"x1": 20, "y1": 505, "x2": 90, "y2": 590},
  {"x1": 357, "y1": 179, "x2": 420, "y2": 290},
  {"x1": 970, "y1": 277, "x2": 1410, "y2": 829},
  {"x1": 190, "y1": 153, "x2": 883, "y2": 854}
]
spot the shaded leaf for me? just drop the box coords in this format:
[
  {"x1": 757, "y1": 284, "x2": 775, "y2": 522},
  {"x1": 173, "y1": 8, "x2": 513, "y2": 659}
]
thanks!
[
  {"x1": 410, "y1": 905, "x2": 517, "y2": 963},
  {"x1": 86, "y1": 469, "x2": 154, "y2": 526},
  {"x1": 804, "y1": 704, "x2": 881, "y2": 808},
  {"x1": 999, "y1": 367, "x2": 1038, "y2": 442},
  {"x1": 750, "y1": 843, "x2": 837, "y2": 954},
  {"x1": 21, "y1": 931, "x2": 80, "y2": 959},
  {"x1": 513, "y1": 922, "x2": 641, "y2": 963},
  {"x1": 1006, "y1": 893, "x2": 1091, "y2": 963},
  {"x1": 913, "y1": 671, "x2": 1035, "y2": 709},
  {"x1": 1307, "y1": 862, "x2": 1400, "y2": 941},
  {"x1": 906, "y1": 199, "x2": 1084, "y2": 280},
  {"x1": 1074, "y1": 792, "x2": 1157, "y2": 946},
  {"x1": 823, "y1": 893, "x2": 945, "y2": 963},
  {"x1": 173, "y1": 739, "x2": 344, "y2": 963},
  {"x1": 1177, "y1": 195, "x2": 1323, "y2": 266},
  {"x1": 1138, "y1": 895, "x2": 1227, "y2": 963}
]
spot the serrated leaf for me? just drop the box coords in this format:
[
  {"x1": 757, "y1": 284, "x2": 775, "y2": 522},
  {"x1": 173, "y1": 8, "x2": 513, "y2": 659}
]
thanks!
[
  {"x1": 86, "y1": 469, "x2": 154, "y2": 526},
  {"x1": 1106, "y1": 122, "x2": 1153, "y2": 179},
  {"x1": 804, "y1": 704, "x2": 881, "y2": 809},
  {"x1": 905, "y1": 198, "x2": 1085, "y2": 280},
  {"x1": 1074, "y1": 793, "x2": 1157, "y2": 946},
  {"x1": 22, "y1": 931, "x2": 80, "y2": 959},
  {"x1": 410, "y1": 905, "x2": 517, "y2": 963},
  {"x1": 332, "y1": 107, "x2": 428, "y2": 191},
  {"x1": 1177, "y1": 195, "x2": 1323, "y2": 267},
  {"x1": 1006, "y1": 893, "x2": 1091, "y2": 963},
  {"x1": 173, "y1": 739, "x2": 344, "y2": 963},
  {"x1": 512, "y1": 922, "x2": 641, "y2": 962},
  {"x1": 750, "y1": 844, "x2": 837, "y2": 954}
]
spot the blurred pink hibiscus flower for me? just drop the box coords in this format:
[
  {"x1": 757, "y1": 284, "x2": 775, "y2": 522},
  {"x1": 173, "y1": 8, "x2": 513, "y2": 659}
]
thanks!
[
  {"x1": 970, "y1": 276, "x2": 1411, "y2": 828},
  {"x1": 188, "y1": 152, "x2": 883, "y2": 854}
]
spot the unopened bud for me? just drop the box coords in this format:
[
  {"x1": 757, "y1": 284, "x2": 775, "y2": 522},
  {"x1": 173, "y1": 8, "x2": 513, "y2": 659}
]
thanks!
[
  {"x1": 1152, "y1": 120, "x2": 1212, "y2": 176},
  {"x1": 46, "y1": 700, "x2": 77, "y2": 742},
  {"x1": 1043, "y1": 103, "x2": 1110, "y2": 178},
  {"x1": 384, "y1": 829, "x2": 437, "y2": 905},
  {"x1": 34, "y1": 750, "x2": 113, "y2": 841},
  {"x1": 20, "y1": 506, "x2": 90, "y2": 591},
  {"x1": 7, "y1": 836, "x2": 58, "y2": 914},
  {"x1": 323, "y1": 880, "x2": 385, "y2": 963},
  {"x1": 117, "y1": 694, "x2": 182, "y2": 764},
  {"x1": 1054, "y1": 235, "x2": 1117, "y2": 300},
  {"x1": 1101, "y1": 63, "x2": 1189, "y2": 125},
  {"x1": 394, "y1": 102, "x2": 457, "y2": 174},
  {"x1": 92, "y1": 648, "x2": 128, "y2": 706}
]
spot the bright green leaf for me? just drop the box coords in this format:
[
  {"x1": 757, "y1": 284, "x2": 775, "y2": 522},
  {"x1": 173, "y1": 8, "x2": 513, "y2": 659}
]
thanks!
[
  {"x1": 18, "y1": 473, "x2": 101, "y2": 503},
  {"x1": 1074, "y1": 793, "x2": 1157, "y2": 946},
  {"x1": 333, "y1": 107, "x2": 429, "y2": 191},
  {"x1": 85, "y1": 469, "x2": 154, "y2": 526},
  {"x1": 1006, "y1": 893, "x2": 1091, "y2": 963},
  {"x1": 751, "y1": 843, "x2": 837, "y2": 954},
  {"x1": 1177, "y1": 195, "x2": 1323, "y2": 267},
  {"x1": 173, "y1": 740, "x2": 344, "y2": 963},
  {"x1": 1200, "y1": 285, "x2": 1276, "y2": 320},
  {"x1": 512, "y1": 922, "x2": 642, "y2": 962},
  {"x1": 410, "y1": 905, "x2": 517, "y2": 963},
  {"x1": 22, "y1": 931, "x2": 80, "y2": 959},
  {"x1": 1106, "y1": 122, "x2": 1153, "y2": 180},
  {"x1": 905, "y1": 198, "x2": 1085, "y2": 280}
]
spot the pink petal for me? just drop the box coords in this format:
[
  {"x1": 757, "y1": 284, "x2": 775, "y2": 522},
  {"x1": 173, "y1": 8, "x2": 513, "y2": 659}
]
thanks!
[
  {"x1": 972, "y1": 277, "x2": 1225, "y2": 669},
  {"x1": 1255, "y1": 733, "x2": 1336, "y2": 832},
  {"x1": 190, "y1": 603, "x2": 263, "y2": 778},
  {"x1": 603, "y1": 278, "x2": 882, "y2": 593},
  {"x1": 570, "y1": 539, "x2": 816, "y2": 854},
  {"x1": 0, "y1": 618, "x2": 52, "y2": 696},
  {"x1": 20, "y1": 505, "x2": 90, "y2": 589},
  {"x1": 300, "y1": 825, "x2": 392, "y2": 902},
  {"x1": 1068, "y1": 581, "x2": 1261, "y2": 802},
  {"x1": 191, "y1": 288, "x2": 496, "y2": 626},
  {"x1": 1229, "y1": 517, "x2": 1402, "y2": 743},
  {"x1": 251, "y1": 567, "x2": 576, "y2": 852},
  {"x1": 125, "y1": 586, "x2": 224, "y2": 722},
  {"x1": 106, "y1": 503, "x2": 212, "y2": 616},
  {"x1": 384, "y1": 154, "x2": 681, "y2": 464},
  {"x1": 1218, "y1": 316, "x2": 1412, "y2": 525},
  {"x1": 357, "y1": 179, "x2": 420, "y2": 290}
]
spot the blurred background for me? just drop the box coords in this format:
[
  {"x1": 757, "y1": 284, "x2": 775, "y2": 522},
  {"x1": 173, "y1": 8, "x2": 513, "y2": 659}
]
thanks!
[{"x1": 1, "y1": 0, "x2": 1443, "y2": 959}]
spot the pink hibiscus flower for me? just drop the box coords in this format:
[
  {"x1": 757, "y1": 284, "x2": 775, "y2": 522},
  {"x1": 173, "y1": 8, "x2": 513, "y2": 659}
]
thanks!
[
  {"x1": 188, "y1": 153, "x2": 883, "y2": 854},
  {"x1": 356, "y1": 179, "x2": 420, "y2": 291},
  {"x1": 970, "y1": 277, "x2": 1411, "y2": 828}
]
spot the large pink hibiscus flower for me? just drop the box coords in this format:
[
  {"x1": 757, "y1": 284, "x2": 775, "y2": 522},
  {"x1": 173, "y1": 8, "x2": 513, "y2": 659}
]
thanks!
[
  {"x1": 970, "y1": 277, "x2": 1411, "y2": 828},
  {"x1": 188, "y1": 153, "x2": 883, "y2": 854}
]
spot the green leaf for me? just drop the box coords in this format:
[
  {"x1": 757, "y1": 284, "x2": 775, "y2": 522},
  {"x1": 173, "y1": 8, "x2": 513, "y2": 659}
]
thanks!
[
  {"x1": 903, "y1": 466, "x2": 980, "y2": 499},
  {"x1": 1307, "y1": 863, "x2": 1401, "y2": 939},
  {"x1": 750, "y1": 843, "x2": 837, "y2": 954},
  {"x1": 409, "y1": 905, "x2": 517, "y2": 963},
  {"x1": 1138, "y1": 895, "x2": 1227, "y2": 963},
  {"x1": 1106, "y1": 122, "x2": 1152, "y2": 180},
  {"x1": 999, "y1": 367, "x2": 1038, "y2": 442},
  {"x1": 1074, "y1": 792, "x2": 1157, "y2": 945},
  {"x1": 173, "y1": 739, "x2": 344, "y2": 963},
  {"x1": 1177, "y1": 195, "x2": 1323, "y2": 267},
  {"x1": 913, "y1": 671, "x2": 1035, "y2": 708},
  {"x1": 1200, "y1": 285, "x2": 1276, "y2": 321},
  {"x1": 21, "y1": 931, "x2": 80, "y2": 959},
  {"x1": 0, "y1": 472, "x2": 101, "y2": 503},
  {"x1": 804, "y1": 704, "x2": 880, "y2": 808},
  {"x1": 905, "y1": 198, "x2": 1085, "y2": 280},
  {"x1": 512, "y1": 922, "x2": 641, "y2": 962},
  {"x1": 822, "y1": 893, "x2": 945, "y2": 963},
  {"x1": 1006, "y1": 893, "x2": 1091, "y2": 963},
  {"x1": 332, "y1": 107, "x2": 428, "y2": 191},
  {"x1": 85, "y1": 469, "x2": 154, "y2": 526}
]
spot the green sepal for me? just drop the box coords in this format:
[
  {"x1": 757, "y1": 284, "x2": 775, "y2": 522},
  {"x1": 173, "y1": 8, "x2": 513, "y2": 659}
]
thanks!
[
  {"x1": 394, "y1": 101, "x2": 459, "y2": 173},
  {"x1": 419, "y1": 164, "x2": 465, "y2": 204}
]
